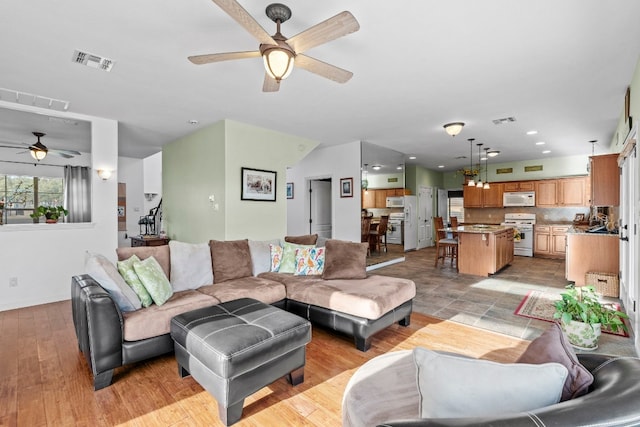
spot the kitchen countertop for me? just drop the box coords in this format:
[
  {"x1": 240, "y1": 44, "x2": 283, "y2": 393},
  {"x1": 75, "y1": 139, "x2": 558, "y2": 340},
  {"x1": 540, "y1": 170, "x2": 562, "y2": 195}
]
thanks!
[
  {"x1": 441, "y1": 225, "x2": 513, "y2": 234},
  {"x1": 566, "y1": 226, "x2": 619, "y2": 236}
]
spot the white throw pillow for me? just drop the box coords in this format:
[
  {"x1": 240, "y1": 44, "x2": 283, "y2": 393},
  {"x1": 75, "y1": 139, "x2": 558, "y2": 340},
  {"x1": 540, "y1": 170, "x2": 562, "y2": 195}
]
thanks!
[
  {"x1": 84, "y1": 251, "x2": 141, "y2": 312},
  {"x1": 413, "y1": 347, "x2": 567, "y2": 419},
  {"x1": 248, "y1": 239, "x2": 282, "y2": 276},
  {"x1": 169, "y1": 241, "x2": 213, "y2": 291}
]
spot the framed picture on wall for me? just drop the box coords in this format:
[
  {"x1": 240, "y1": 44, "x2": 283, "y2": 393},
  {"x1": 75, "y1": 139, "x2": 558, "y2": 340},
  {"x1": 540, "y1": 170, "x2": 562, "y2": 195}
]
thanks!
[
  {"x1": 340, "y1": 177, "x2": 353, "y2": 198},
  {"x1": 241, "y1": 167, "x2": 277, "y2": 201},
  {"x1": 286, "y1": 182, "x2": 294, "y2": 199}
]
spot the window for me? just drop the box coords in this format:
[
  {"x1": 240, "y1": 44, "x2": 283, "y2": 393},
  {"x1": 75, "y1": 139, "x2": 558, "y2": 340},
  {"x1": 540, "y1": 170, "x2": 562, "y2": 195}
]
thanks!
[
  {"x1": 0, "y1": 174, "x2": 64, "y2": 224},
  {"x1": 448, "y1": 190, "x2": 464, "y2": 223}
]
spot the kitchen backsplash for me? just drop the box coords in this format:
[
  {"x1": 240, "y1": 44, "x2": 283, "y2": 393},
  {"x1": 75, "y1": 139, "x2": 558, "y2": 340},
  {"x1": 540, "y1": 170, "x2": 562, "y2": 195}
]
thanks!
[{"x1": 464, "y1": 207, "x2": 590, "y2": 224}]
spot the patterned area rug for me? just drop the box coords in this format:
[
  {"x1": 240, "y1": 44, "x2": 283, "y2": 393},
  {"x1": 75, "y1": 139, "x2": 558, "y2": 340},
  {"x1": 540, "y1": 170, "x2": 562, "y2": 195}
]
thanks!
[{"x1": 514, "y1": 290, "x2": 628, "y2": 337}]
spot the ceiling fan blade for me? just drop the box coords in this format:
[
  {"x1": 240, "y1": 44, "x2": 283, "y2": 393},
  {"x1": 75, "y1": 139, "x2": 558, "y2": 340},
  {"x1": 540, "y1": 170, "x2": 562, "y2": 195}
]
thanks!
[
  {"x1": 49, "y1": 151, "x2": 74, "y2": 159},
  {"x1": 51, "y1": 148, "x2": 81, "y2": 156},
  {"x1": 211, "y1": 0, "x2": 276, "y2": 45},
  {"x1": 0, "y1": 144, "x2": 22, "y2": 149},
  {"x1": 295, "y1": 54, "x2": 353, "y2": 83},
  {"x1": 262, "y1": 74, "x2": 280, "y2": 92},
  {"x1": 188, "y1": 51, "x2": 261, "y2": 65},
  {"x1": 287, "y1": 11, "x2": 360, "y2": 54}
]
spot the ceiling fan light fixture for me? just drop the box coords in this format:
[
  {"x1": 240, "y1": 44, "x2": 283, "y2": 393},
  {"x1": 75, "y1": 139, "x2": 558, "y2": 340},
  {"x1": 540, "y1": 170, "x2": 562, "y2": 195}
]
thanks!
[
  {"x1": 30, "y1": 145, "x2": 47, "y2": 161},
  {"x1": 262, "y1": 46, "x2": 295, "y2": 81},
  {"x1": 444, "y1": 122, "x2": 465, "y2": 137}
]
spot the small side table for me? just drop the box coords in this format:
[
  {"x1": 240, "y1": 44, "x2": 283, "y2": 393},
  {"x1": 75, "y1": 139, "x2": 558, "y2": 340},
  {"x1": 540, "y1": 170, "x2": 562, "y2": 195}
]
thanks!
[{"x1": 130, "y1": 236, "x2": 170, "y2": 247}]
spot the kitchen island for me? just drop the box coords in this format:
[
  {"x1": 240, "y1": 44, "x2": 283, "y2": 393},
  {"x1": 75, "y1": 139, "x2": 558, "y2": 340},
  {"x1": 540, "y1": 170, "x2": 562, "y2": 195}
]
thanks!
[{"x1": 448, "y1": 225, "x2": 515, "y2": 276}]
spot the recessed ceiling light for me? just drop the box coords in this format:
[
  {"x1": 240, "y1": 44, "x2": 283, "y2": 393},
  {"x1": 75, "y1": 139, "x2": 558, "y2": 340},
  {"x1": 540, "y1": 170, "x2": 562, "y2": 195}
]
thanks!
[
  {"x1": 188, "y1": 119, "x2": 199, "y2": 125},
  {"x1": 409, "y1": 156, "x2": 416, "y2": 160},
  {"x1": 396, "y1": 165, "x2": 403, "y2": 170},
  {"x1": 438, "y1": 165, "x2": 445, "y2": 168},
  {"x1": 535, "y1": 141, "x2": 546, "y2": 145},
  {"x1": 527, "y1": 130, "x2": 538, "y2": 135},
  {"x1": 372, "y1": 165, "x2": 381, "y2": 170},
  {"x1": 542, "y1": 150, "x2": 551, "y2": 154}
]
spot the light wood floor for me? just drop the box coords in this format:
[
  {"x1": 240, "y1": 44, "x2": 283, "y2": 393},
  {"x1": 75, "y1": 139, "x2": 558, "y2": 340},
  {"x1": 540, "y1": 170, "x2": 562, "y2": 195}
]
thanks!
[{"x1": 0, "y1": 300, "x2": 528, "y2": 427}]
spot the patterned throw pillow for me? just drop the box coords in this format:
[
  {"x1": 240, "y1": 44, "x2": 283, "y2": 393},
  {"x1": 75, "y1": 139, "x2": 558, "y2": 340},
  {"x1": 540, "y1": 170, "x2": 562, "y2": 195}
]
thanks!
[
  {"x1": 133, "y1": 256, "x2": 173, "y2": 306},
  {"x1": 117, "y1": 255, "x2": 153, "y2": 308},
  {"x1": 279, "y1": 242, "x2": 315, "y2": 274},
  {"x1": 84, "y1": 252, "x2": 141, "y2": 312},
  {"x1": 270, "y1": 244, "x2": 283, "y2": 272},
  {"x1": 294, "y1": 247, "x2": 325, "y2": 276}
]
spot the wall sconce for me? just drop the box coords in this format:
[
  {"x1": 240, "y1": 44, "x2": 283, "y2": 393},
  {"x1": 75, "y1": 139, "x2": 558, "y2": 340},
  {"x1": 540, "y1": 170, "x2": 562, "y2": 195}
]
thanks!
[
  {"x1": 443, "y1": 122, "x2": 465, "y2": 137},
  {"x1": 97, "y1": 169, "x2": 112, "y2": 180}
]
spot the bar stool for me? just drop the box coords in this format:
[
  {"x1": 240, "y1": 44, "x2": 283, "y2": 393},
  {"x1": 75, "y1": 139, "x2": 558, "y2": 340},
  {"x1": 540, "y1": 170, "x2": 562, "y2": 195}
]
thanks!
[{"x1": 434, "y1": 216, "x2": 458, "y2": 268}]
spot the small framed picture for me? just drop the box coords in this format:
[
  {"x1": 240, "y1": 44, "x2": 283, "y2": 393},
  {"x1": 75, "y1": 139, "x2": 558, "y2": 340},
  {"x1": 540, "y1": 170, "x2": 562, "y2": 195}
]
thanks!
[
  {"x1": 286, "y1": 182, "x2": 294, "y2": 199},
  {"x1": 340, "y1": 177, "x2": 353, "y2": 198},
  {"x1": 241, "y1": 167, "x2": 277, "y2": 202},
  {"x1": 574, "y1": 213, "x2": 585, "y2": 222}
]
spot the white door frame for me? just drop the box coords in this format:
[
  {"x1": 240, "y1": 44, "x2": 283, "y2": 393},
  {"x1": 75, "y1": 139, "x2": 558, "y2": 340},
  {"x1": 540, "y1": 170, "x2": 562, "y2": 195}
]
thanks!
[{"x1": 307, "y1": 177, "x2": 333, "y2": 238}]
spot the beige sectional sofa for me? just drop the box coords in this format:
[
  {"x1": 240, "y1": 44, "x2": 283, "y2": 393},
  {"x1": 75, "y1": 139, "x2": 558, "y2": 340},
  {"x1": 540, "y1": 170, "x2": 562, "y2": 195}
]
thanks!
[{"x1": 71, "y1": 235, "x2": 416, "y2": 390}]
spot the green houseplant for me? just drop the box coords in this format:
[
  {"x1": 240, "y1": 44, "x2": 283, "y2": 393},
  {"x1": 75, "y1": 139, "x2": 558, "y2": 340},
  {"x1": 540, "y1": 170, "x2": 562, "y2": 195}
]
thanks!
[
  {"x1": 553, "y1": 284, "x2": 628, "y2": 350},
  {"x1": 30, "y1": 205, "x2": 69, "y2": 223}
]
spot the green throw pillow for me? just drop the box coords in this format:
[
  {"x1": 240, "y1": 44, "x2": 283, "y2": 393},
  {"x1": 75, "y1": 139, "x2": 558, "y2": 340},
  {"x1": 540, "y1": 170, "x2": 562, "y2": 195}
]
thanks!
[
  {"x1": 133, "y1": 256, "x2": 173, "y2": 306},
  {"x1": 117, "y1": 254, "x2": 153, "y2": 308},
  {"x1": 278, "y1": 242, "x2": 314, "y2": 274}
]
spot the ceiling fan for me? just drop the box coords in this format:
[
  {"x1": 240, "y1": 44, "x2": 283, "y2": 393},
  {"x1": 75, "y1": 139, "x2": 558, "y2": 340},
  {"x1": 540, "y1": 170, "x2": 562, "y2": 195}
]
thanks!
[
  {"x1": 188, "y1": 1, "x2": 360, "y2": 92},
  {"x1": 0, "y1": 131, "x2": 81, "y2": 161}
]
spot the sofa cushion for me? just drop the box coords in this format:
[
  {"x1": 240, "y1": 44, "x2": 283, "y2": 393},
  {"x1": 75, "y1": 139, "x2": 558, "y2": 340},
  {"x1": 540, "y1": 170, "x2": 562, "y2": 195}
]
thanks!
[
  {"x1": 209, "y1": 239, "x2": 253, "y2": 283},
  {"x1": 284, "y1": 234, "x2": 318, "y2": 245},
  {"x1": 133, "y1": 256, "x2": 173, "y2": 306},
  {"x1": 116, "y1": 245, "x2": 171, "y2": 279},
  {"x1": 248, "y1": 238, "x2": 282, "y2": 275},
  {"x1": 121, "y1": 290, "x2": 220, "y2": 341},
  {"x1": 322, "y1": 239, "x2": 368, "y2": 280},
  {"x1": 279, "y1": 242, "x2": 314, "y2": 274},
  {"x1": 413, "y1": 347, "x2": 568, "y2": 419},
  {"x1": 261, "y1": 273, "x2": 415, "y2": 320},
  {"x1": 270, "y1": 243, "x2": 283, "y2": 272},
  {"x1": 294, "y1": 247, "x2": 325, "y2": 276},
  {"x1": 197, "y1": 276, "x2": 286, "y2": 305},
  {"x1": 117, "y1": 254, "x2": 153, "y2": 308},
  {"x1": 85, "y1": 252, "x2": 141, "y2": 312},
  {"x1": 517, "y1": 322, "x2": 594, "y2": 401},
  {"x1": 169, "y1": 241, "x2": 214, "y2": 291}
]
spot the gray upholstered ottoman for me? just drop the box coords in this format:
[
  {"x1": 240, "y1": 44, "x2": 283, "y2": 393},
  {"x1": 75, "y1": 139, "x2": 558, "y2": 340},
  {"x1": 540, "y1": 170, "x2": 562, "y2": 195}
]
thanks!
[{"x1": 170, "y1": 298, "x2": 311, "y2": 426}]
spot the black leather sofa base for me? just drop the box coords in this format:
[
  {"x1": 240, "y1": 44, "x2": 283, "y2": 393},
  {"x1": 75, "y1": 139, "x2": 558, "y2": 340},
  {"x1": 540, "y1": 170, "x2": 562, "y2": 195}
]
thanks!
[{"x1": 71, "y1": 274, "x2": 413, "y2": 390}]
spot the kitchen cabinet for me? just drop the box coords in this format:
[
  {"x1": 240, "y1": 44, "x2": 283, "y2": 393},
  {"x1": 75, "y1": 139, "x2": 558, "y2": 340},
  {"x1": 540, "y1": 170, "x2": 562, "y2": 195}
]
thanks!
[
  {"x1": 534, "y1": 224, "x2": 570, "y2": 258},
  {"x1": 463, "y1": 183, "x2": 503, "y2": 208},
  {"x1": 362, "y1": 188, "x2": 409, "y2": 208},
  {"x1": 503, "y1": 181, "x2": 534, "y2": 192},
  {"x1": 590, "y1": 154, "x2": 620, "y2": 206},
  {"x1": 457, "y1": 227, "x2": 514, "y2": 276},
  {"x1": 566, "y1": 233, "x2": 619, "y2": 285},
  {"x1": 375, "y1": 190, "x2": 388, "y2": 208},
  {"x1": 535, "y1": 177, "x2": 589, "y2": 207},
  {"x1": 362, "y1": 190, "x2": 376, "y2": 209}
]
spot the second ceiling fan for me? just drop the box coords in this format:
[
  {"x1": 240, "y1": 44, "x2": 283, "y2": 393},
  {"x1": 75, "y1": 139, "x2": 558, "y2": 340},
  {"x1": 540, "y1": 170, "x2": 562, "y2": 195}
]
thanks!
[{"x1": 188, "y1": 1, "x2": 360, "y2": 92}]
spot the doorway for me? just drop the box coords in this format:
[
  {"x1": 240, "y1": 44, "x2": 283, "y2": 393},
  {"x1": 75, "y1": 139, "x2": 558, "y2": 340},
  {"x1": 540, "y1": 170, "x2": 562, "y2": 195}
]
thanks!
[
  {"x1": 308, "y1": 178, "x2": 332, "y2": 238},
  {"x1": 417, "y1": 186, "x2": 433, "y2": 249}
]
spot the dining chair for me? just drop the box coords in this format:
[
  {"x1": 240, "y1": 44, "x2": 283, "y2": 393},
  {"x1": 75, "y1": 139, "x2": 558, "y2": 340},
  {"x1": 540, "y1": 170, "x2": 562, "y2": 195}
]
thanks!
[
  {"x1": 434, "y1": 216, "x2": 458, "y2": 268},
  {"x1": 370, "y1": 215, "x2": 389, "y2": 253},
  {"x1": 361, "y1": 217, "x2": 372, "y2": 256}
]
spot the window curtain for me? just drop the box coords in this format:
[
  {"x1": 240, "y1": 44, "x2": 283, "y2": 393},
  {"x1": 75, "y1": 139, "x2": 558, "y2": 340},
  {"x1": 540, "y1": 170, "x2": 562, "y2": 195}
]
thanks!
[{"x1": 64, "y1": 166, "x2": 91, "y2": 222}]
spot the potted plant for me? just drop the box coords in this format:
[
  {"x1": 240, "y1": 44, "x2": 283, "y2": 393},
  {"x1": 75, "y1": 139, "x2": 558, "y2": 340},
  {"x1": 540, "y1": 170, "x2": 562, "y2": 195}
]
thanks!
[
  {"x1": 553, "y1": 284, "x2": 628, "y2": 350},
  {"x1": 30, "y1": 205, "x2": 69, "y2": 223}
]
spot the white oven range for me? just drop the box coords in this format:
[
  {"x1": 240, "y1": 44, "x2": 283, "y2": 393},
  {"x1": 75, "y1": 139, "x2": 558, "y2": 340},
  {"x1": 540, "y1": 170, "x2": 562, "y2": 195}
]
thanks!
[
  {"x1": 501, "y1": 213, "x2": 536, "y2": 257},
  {"x1": 387, "y1": 212, "x2": 404, "y2": 245}
]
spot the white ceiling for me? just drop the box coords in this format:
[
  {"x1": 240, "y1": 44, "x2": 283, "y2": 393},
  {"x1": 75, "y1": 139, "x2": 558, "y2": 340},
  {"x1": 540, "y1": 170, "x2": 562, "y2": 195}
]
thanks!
[{"x1": 1, "y1": 0, "x2": 639, "y2": 172}]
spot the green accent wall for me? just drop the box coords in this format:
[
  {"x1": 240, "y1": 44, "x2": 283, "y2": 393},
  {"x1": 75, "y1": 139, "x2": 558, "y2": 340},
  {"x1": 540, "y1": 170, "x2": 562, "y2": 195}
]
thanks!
[{"x1": 163, "y1": 119, "x2": 318, "y2": 243}]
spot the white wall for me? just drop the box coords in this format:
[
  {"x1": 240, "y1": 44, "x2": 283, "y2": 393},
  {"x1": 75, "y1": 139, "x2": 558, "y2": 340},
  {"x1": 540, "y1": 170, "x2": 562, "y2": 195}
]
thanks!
[
  {"x1": 143, "y1": 152, "x2": 162, "y2": 220},
  {"x1": 286, "y1": 141, "x2": 362, "y2": 242},
  {"x1": 117, "y1": 156, "x2": 144, "y2": 247},
  {"x1": 0, "y1": 101, "x2": 118, "y2": 311}
]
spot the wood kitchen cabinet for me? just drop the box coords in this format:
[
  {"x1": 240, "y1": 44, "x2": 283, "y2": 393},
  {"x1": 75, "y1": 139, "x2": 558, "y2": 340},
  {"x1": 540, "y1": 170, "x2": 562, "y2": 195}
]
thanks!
[
  {"x1": 534, "y1": 224, "x2": 569, "y2": 258},
  {"x1": 463, "y1": 183, "x2": 503, "y2": 208},
  {"x1": 590, "y1": 154, "x2": 620, "y2": 206},
  {"x1": 535, "y1": 180, "x2": 558, "y2": 207},
  {"x1": 503, "y1": 181, "x2": 534, "y2": 192},
  {"x1": 535, "y1": 177, "x2": 589, "y2": 207},
  {"x1": 375, "y1": 190, "x2": 388, "y2": 208},
  {"x1": 566, "y1": 233, "x2": 619, "y2": 285},
  {"x1": 362, "y1": 188, "x2": 409, "y2": 209},
  {"x1": 362, "y1": 189, "x2": 376, "y2": 208}
]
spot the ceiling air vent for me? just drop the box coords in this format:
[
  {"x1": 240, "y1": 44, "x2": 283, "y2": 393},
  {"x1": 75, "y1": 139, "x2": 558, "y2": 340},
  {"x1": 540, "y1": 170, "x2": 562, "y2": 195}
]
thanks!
[
  {"x1": 72, "y1": 50, "x2": 115, "y2": 72},
  {"x1": 492, "y1": 116, "x2": 517, "y2": 125}
]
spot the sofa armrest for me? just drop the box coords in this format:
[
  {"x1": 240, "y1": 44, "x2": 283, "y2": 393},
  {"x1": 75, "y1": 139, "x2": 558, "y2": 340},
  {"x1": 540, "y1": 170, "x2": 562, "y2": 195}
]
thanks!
[{"x1": 71, "y1": 274, "x2": 124, "y2": 390}]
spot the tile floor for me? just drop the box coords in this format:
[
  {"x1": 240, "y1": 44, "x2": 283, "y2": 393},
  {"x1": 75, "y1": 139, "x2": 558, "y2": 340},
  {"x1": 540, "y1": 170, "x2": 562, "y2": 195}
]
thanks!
[{"x1": 370, "y1": 246, "x2": 637, "y2": 357}]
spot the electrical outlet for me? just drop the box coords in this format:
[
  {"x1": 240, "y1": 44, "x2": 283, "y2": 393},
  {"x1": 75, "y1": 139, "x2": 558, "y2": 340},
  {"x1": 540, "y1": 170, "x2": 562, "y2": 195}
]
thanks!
[{"x1": 9, "y1": 277, "x2": 18, "y2": 287}]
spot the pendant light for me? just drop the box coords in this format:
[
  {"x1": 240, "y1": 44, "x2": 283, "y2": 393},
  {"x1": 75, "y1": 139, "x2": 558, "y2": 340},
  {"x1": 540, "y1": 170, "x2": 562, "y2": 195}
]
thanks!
[
  {"x1": 475, "y1": 143, "x2": 483, "y2": 188},
  {"x1": 483, "y1": 147, "x2": 491, "y2": 190},
  {"x1": 467, "y1": 138, "x2": 476, "y2": 186}
]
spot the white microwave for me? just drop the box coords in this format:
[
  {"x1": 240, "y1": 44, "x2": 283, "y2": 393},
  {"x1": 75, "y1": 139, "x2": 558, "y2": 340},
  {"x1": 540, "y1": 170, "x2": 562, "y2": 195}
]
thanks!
[
  {"x1": 386, "y1": 196, "x2": 404, "y2": 208},
  {"x1": 503, "y1": 191, "x2": 535, "y2": 207}
]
